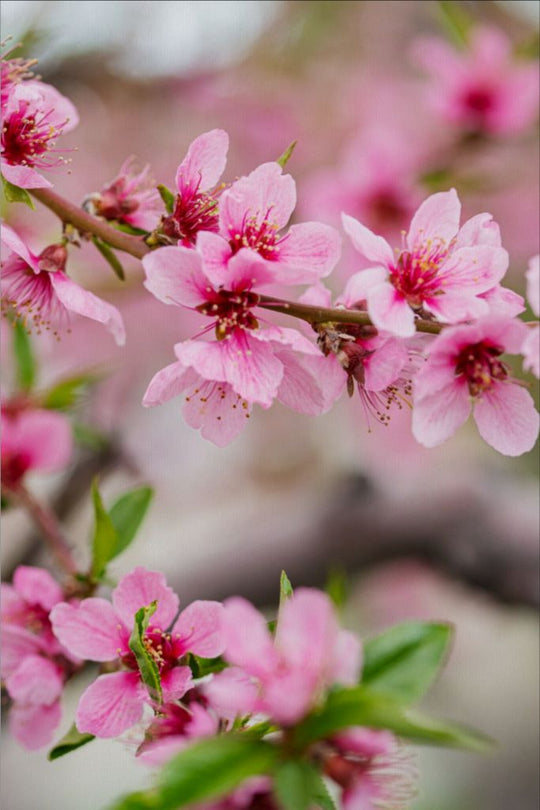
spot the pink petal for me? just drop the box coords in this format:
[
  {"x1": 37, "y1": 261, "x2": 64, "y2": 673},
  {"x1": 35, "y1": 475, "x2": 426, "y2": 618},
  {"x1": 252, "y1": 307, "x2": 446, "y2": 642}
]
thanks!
[
  {"x1": 481, "y1": 286, "x2": 525, "y2": 318},
  {"x1": 142, "y1": 361, "x2": 194, "y2": 407},
  {"x1": 262, "y1": 667, "x2": 317, "y2": 726},
  {"x1": 220, "y1": 162, "x2": 296, "y2": 233},
  {"x1": 10, "y1": 409, "x2": 73, "y2": 473},
  {"x1": 341, "y1": 213, "x2": 394, "y2": 267},
  {"x1": 474, "y1": 384, "x2": 539, "y2": 456},
  {"x1": 407, "y1": 189, "x2": 461, "y2": 251},
  {"x1": 526, "y1": 255, "x2": 539, "y2": 316},
  {"x1": 329, "y1": 630, "x2": 362, "y2": 686},
  {"x1": 0, "y1": 223, "x2": 41, "y2": 271},
  {"x1": 203, "y1": 667, "x2": 258, "y2": 721},
  {"x1": 6, "y1": 655, "x2": 63, "y2": 705},
  {"x1": 181, "y1": 377, "x2": 253, "y2": 446},
  {"x1": 274, "y1": 349, "x2": 326, "y2": 415},
  {"x1": 276, "y1": 588, "x2": 338, "y2": 677},
  {"x1": 143, "y1": 245, "x2": 209, "y2": 308},
  {"x1": 221, "y1": 597, "x2": 278, "y2": 679},
  {"x1": 175, "y1": 129, "x2": 228, "y2": 194},
  {"x1": 13, "y1": 565, "x2": 63, "y2": 611},
  {"x1": 363, "y1": 339, "x2": 408, "y2": 391},
  {"x1": 10, "y1": 700, "x2": 61, "y2": 750},
  {"x1": 172, "y1": 600, "x2": 225, "y2": 658},
  {"x1": 1, "y1": 626, "x2": 45, "y2": 678},
  {"x1": 196, "y1": 231, "x2": 233, "y2": 282},
  {"x1": 161, "y1": 666, "x2": 193, "y2": 702},
  {"x1": 368, "y1": 283, "x2": 415, "y2": 337},
  {"x1": 298, "y1": 282, "x2": 333, "y2": 308},
  {"x1": 205, "y1": 244, "x2": 276, "y2": 290},
  {"x1": 50, "y1": 598, "x2": 125, "y2": 661},
  {"x1": 1, "y1": 160, "x2": 52, "y2": 189},
  {"x1": 50, "y1": 272, "x2": 125, "y2": 345},
  {"x1": 455, "y1": 213, "x2": 502, "y2": 249},
  {"x1": 438, "y1": 245, "x2": 508, "y2": 293},
  {"x1": 339, "y1": 267, "x2": 388, "y2": 308},
  {"x1": 271, "y1": 222, "x2": 341, "y2": 283},
  {"x1": 412, "y1": 380, "x2": 471, "y2": 448},
  {"x1": 424, "y1": 291, "x2": 490, "y2": 324},
  {"x1": 75, "y1": 671, "x2": 143, "y2": 738},
  {"x1": 522, "y1": 326, "x2": 540, "y2": 379},
  {"x1": 112, "y1": 568, "x2": 179, "y2": 631},
  {"x1": 335, "y1": 727, "x2": 395, "y2": 758}
]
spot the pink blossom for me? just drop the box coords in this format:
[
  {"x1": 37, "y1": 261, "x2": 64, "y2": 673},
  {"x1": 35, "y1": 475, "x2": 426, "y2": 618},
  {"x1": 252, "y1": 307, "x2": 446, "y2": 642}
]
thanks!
[
  {"x1": 1, "y1": 566, "x2": 73, "y2": 749},
  {"x1": 142, "y1": 245, "x2": 336, "y2": 444},
  {"x1": 1, "y1": 402, "x2": 73, "y2": 490},
  {"x1": 414, "y1": 26, "x2": 539, "y2": 136},
  {"x1": 412, "y1": 316, "x2": 539, "y2": 456},
  {"x1": 50, "y1": 567, "x2": 224, "y2": 738},
  {"x1": 217, "y1": 588, "x2": 362, "y2": 726},
  {"x1": 198, "y1": 160, "x2": 341, "y2": 285},
  {"x1": 343, "y1": 190, "x2": 509, "y2": 337},
  {"x1": 1, "y1": 224, "x2": 125, "y2": 344},
  {"x1": 1, "y1": 77, "x2": 78, "y2": 188},
  {"x1": 522, "y1": 255, "x2": 539, "y2": 378},
  {"x1": 326, "y1": 728, "x2": 417, "y2": 810},
  {"x1": 88, "y1": 157, "x2": 162, "y2": 232},
  {"x1": 161, "y1": 129, "x2": 229, "y2": 245}
]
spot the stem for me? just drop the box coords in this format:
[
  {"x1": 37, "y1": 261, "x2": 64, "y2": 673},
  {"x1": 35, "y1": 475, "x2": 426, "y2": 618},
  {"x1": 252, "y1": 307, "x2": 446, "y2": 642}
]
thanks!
[
  {"x1": 30, "y1": 188, "x2": 150, "y2": 260},
  {"x1": 10, "y1": 484, "x2": 78, "y2": 576},
  {"x1": 259, "y1": 296, "x2": 443, "y2": 334}
]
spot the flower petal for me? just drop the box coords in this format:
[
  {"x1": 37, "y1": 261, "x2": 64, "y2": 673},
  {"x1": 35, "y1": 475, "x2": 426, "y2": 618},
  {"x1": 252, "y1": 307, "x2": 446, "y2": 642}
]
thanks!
[
  {"x1": 1, "y1": 160, "x2": 52, "y2": 189},
  {"x1": 13, "y1": 565, "x2": 63, "y2": 611},
  {"x1": 50, "y1": 272, "x2": 125, "y2": 345},
  {"x1": 173, "y1": 600, "x2": 225, "y2": 658},
  {"x1": 6, "y1": 655, "x2": 63, "y2": 705},
  {"x1": 271, "y1": 222, "x2": 341, "y2": 283},
  {"x1": 75, "y1": 671, "x2": 143, "y2": 738},
  {"x1": 203, "y1": 667, "x2": 258, "y2": 721},
  {"x1": 341, "y1": 213, "x2": 394, "y2": 267},
  {"x1": 220, "y1": 162, "x2": 296, "y2": 233},
  {"x1": 161, "y1": 666, "x2": 193, "y2": 702},
  {"x1": 407, "y1": 189, "x2": 461, "y2": 251},
  {"x1": 0, "y1": 223, "x2": 41, "y2": 271},
  {"x1": 368, "y1": 283, "x2": 415, "y2": 337},
  {"x1": 10, "y1": 700, "x2": 61, "y2": 750},
  {"x1": 175, "y1": 129, "x2": 228, "y2": 194},
  {"x1": 112, "y1": 567, "x2": 179, "y2": 631},
  {"x1": 143, "y1": 361, "x2": 195, "y2": 407},
  {"x1": 474, "y1": 384, "x2": 539, "y2": 456},
  {"x1": 50, "y1": 598, "x2": 125, "y2": 661},
  {"x1": 221, "y1": 597, "x2": 277, "y2": 679},
  {"x1": 143, "y1": 246, "x2": 209, "y2": 308},
  {"x1": 182, "y1": 377, "x2": 253, "y2": 446},
  {"x1": 412, "y1": 380, "x2": 471, "y2": 448}
]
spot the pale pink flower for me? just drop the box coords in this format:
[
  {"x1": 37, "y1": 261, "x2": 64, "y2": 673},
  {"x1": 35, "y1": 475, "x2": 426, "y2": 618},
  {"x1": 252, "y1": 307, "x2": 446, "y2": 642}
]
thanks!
[
  {"x1": 50, "y1": 567, "x2": 224, "y2": 738},
  {"x1": 1, "y1": 78, "x2": 78, "y2": 188},
  {"x1": 412, "y1": 316, "x2": 539, "y2": 456},
  {"x1": 142, "y1": 246, "x2": 335, "y2": 444},
  {"x1": 326, "y1": 728, "x2": 417, "y2": 810},
  {"x1": 197, "y1": 160, "x2": 341, "y2": 285},
  {"x1": 89, "y1": 157, "x2": 162, "y2": 231},
  {"x1": 1, "y1": 402, "x2": 73, "y2": 490},
  {"x1": 522, "y1": 255, "x2": 539, "y2": 378},
  {"x1": 1, "y1": 224, "x2": 125, "y2": 344},
  {"x1": 217, "y1": 588, "x2": 362, "y2": 726},
  {"x1": 343, "y1": 190, "x2": 509, "y2": 337},
  {"x1": 414, "y1": 26, "x2": 539, "y2": 136},
  {"x1": 161, "y1": 129, "x2": 229, "y2": 245},
  {"x1": 1, "y1": 566, "x2": 74, "y2": 749}
]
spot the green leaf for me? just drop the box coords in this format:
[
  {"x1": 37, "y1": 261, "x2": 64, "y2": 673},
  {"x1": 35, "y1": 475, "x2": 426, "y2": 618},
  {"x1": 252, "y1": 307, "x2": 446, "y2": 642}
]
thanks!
[
  {"x1": 157, "y1": 184, "x2": 175, "y2": 214},
  {"x1": 158, "y1": 736, "x2": 279, "y2": 808},
  {"x1": 91, "y1": 236, "x2": 125, "y2": 280},
  {"x1": 13, "y1": 319, "x2": 36, "y2": 391},
  {"x1": 276, "y1": 140, "x2": 297, "y2": 169},
  {"x1": 42, "y1": 373, "x2": 97, "y2": 410},
  {"x1": 189, "y1": 654, "x2": 227, "y2": 678},
  {"x1": 294, "y1": 686, "x2": 494, "y2": 752},
  {"x1": 1, "y1": 175, "x2": 35, "y2": 208},
  {"x1": 73, "y1": 422, "x2": 108, "y2": 450},
  {"x1": 108, "y1": 791, "x2": 160, "y2": 810},
  {"x1": 108, "y1": 486, "x2": 153, "y2": 560},
  {"x1": 48, "y1": 724, "x2": 95, "y2": 760},
  {"x1": 362, "y1": 622, "x2": 453, "y2": 703},
  {"x1": 114, "y1": 222, "x2": 149, "y2": 236},
  {"x1": 310, "y1": 772, "x2": 337, "y2": 810},
  {"x1": 129, "y1": 602, "x2": 162, "y2": 704},
  {"x1": 279, "y1": 570, "x2": 293, "y2": 606},
  {"x1": 325, "y1": 567, "x2": 348, "y2": 612},
  {"x1": 436, "y1": 1, "x2": 471, "y2": 48},
  {"x1": 90, "y1": 480, "x2": 119, "y2": 579},
  {"x1": 274, "y1": 761, "x2": 336, "y2": 810}
]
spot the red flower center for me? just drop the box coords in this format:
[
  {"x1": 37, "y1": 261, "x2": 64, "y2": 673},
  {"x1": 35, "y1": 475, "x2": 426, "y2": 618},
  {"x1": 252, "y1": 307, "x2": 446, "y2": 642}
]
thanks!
[
  {"x1": 162, "y1": 189, "x2": 220, "y2": 245},
  {"x1": 455, "y1": 340, "x2": 507, "y2": 396},
  {"x1": 228, "y1": 211, "x2": 285, "y2": 261},
  {"x1": 121, "y1": 627, "x2": 184, "y2": 675},
  {"x1": 2, "y1": 103, "x2": 67, "y2": 169},
  {"x1": 197, "y1": 289, "x2": 260, "y2": 339},
  {"x1": 390, "y1": 240, "x2": 449, "y2": 308}
]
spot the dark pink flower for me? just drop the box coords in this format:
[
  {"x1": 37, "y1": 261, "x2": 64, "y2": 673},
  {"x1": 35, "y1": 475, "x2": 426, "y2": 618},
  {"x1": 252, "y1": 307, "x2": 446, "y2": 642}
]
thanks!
[
  {"x1": 414, "y1": 26, "x2": 539, "y2": 136},
  {"x1": 1, "y1": 224, "x2": 125, "y2": 344},
  {"x1": 50, "y1": 567, "x2": 224, "y2": 738},
  {"x1": 1, "y1": 78, "x2": 78, "y2": 188},
  {"x1": 198, "y1": 160, "x2": 341, "y2": 285},
  {"x1": 343, "y1": 190, "x2": 509, "y2": 337},
  {"x1": 216, "y1": 588, "x2": 361, "y2": 726},
  {"x1": 161, "y1": 129, "x2": 229, "y2": 245},
  {"x1": 1, "y1": 566, "x2": 74, "y2": 749},
  {"x1": 142, "y1": 246, "x2": 335, "y2": 444},
  {"x1": 89, "y1": 157, "x2": 162, "y2": 231},
  {"x1": 412, "y1": 316, "x2": 539, "y2": 455},
  {"x1": 522, "y1": 255, "x2": 539, "y2": 378}
]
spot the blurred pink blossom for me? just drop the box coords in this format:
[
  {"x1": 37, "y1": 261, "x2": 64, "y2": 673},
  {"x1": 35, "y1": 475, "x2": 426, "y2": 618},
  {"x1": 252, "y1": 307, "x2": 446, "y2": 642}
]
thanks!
[{"x1": 522, "y1": 254, "x2": 539, "y2": 378}]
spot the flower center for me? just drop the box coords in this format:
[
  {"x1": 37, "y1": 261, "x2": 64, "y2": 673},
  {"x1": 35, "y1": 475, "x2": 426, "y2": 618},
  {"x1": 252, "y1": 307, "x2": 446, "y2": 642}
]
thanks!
[
  {"x1": 121, "y1": 627, "x2": 182, "y2": 675},
  {"x1": 455, "y1": 340, "x2": 507, "y2": 397},
  {"x1": 197, "y1": 289, "x2": 260, "y2": 339},
  {"x1": 1, "y1": 450, "x2": 31, "y2": 489},
  {"x1": 162, "y1": 190, "x2": 219, "y2": 245},
  {"x1": 228, "y1": 211, "x2": 284, "y2": 260},
  {"x1": 463, "y1": 87, "x2": 494, "y2": 116},
  {"x1": 2, "y1": 103, "x2": 68, "y2": 169},
  {"x1": 390, "y1": 239, "x2": 449, "y2": 308}
]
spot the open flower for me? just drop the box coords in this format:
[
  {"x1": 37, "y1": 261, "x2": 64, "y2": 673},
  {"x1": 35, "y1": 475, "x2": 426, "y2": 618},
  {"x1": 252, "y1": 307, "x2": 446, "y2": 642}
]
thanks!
[
  {"x1": 161, "y1": 129, "x2": 229, "y2": 245},
  {"x1": 412, "y1": 316, "x2": 539, "y2": 456},
  {"x1": 1, "y1": 224, "x2": 125, "y2": 344},
  {"x1": 1, "y1": 402, "x2": 73, "y2": 490},
  {"x1": 343, "y1": 190, "x2": 509, "y2": 337},
  {"x1": 142, "y1": 245, "x2": 337, "y2": 444},
  {"x1": 197, "y1": 160, "x2": 341, "y2": 285},
  {"x1": 50, "y1": 567, "x2": 224, "y2": 738},
  {"x1": 1, "y1": 76, "x2": 78, "y2": 188},
  {"x1": 214, "y1": 588, "x2": 361, "y2": 726},
  {"x1": 522, "y1": 255, "x2": 539, "y2": 378},
  {"x1": 414, "y1": 26, "x2": 539, "y2": 136},
  {"x1": 1, "y1": 566, "x2": 75, "y2": 749}
]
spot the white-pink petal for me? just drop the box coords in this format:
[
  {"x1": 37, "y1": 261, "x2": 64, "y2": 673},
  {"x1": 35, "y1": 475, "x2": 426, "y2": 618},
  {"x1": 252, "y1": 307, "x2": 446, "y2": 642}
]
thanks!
[
  {"x1": 341, "y1": 213, "x2": 394, "y2": 267},
  {"x1": 407, "y1": 189, "x2": 461, "y2": 251},
  {"x1": 10, "y1": 700, "x2": 61, "y2": 750},
  {"x1": 13, "y1": 565, "x2": 63, "y2": 611},
  {"x1": 272, "y1": 222, "x2": 341, "y2": 283},
  {"x1": 142, "y1": 361, "x2": 194, "y2": 407},
  {"x1": 221, "y1": 597, "x2": 278, "y2": 679},
  {"x1": 368, "y1": 283, "x2": 416, "y2": 338},
  {"x1": 220, "y1": 162, "x2": 296, "y2": 233},
  {"x1": 412, "y1": 380, "x2": 471, "y2": 448},
  {"x1": 1, "y1": 223, "x2": 41, "y2": 271},
  {"x1": 474, "y1": 384, "x2": 539, "y2": 456}
]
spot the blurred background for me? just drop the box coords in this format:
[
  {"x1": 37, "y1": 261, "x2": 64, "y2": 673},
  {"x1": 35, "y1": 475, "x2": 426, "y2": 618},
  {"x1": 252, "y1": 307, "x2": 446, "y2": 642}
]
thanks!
[{"x1": 1, "y1": 1, "x2": 539, "y2": 809}]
